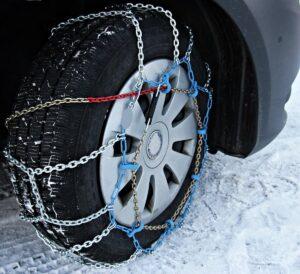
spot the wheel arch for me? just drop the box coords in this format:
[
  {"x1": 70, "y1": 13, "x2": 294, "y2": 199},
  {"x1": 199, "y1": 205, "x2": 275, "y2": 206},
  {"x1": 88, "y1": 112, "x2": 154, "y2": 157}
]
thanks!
[
  {"x1": 164, "y1": 0, "x2": 259, "y2": 157},
  {"x1": 167, "y1": 0, "x2": 299, "y2": 157}
]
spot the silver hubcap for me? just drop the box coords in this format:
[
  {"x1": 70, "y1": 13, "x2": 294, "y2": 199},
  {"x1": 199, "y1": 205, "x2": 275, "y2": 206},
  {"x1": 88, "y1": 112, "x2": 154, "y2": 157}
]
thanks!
[{"x1": 100, "y1": 59, "x2": 197, "y2": 226}]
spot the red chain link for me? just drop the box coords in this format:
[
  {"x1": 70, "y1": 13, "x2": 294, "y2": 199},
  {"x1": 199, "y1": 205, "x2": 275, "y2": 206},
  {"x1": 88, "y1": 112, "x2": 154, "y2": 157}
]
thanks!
[{"x1": 87, "y1": 86, "x2": 165, "y2": 103}]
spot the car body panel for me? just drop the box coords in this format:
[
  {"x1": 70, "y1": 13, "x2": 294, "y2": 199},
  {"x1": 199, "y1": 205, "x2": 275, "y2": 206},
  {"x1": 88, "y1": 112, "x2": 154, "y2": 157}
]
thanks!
[{"x1": 213, "y1": 0, "x2": 300, "y2": 152}]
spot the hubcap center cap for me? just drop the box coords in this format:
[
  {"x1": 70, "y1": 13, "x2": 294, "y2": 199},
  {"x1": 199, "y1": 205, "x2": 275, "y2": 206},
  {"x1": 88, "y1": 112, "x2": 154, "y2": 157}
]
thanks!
[
  {"x1": 147, "y1": 131, "x2": 163, "y2": 160},
  {"x1": 143, "y1": 122, "x2": 169, "y2": 169}
]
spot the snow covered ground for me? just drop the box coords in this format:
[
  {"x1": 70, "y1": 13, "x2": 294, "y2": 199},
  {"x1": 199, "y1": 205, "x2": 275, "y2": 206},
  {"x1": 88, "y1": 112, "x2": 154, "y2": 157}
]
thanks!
[{"x1": 0, "y1": 71, "x2": 299, "y2": 274}]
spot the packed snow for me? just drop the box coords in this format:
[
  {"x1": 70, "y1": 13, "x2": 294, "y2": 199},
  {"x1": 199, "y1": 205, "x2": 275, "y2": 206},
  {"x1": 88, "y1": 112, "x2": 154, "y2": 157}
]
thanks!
[{"x1": 0, "y1": 71, "x2": 299, "y2": 274}]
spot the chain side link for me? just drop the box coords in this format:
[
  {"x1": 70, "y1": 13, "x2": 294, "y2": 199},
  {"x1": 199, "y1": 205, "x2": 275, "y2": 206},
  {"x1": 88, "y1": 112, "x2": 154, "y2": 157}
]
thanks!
[{"x1": 128, "y1": 3, "x2": 180, "y2": 62}]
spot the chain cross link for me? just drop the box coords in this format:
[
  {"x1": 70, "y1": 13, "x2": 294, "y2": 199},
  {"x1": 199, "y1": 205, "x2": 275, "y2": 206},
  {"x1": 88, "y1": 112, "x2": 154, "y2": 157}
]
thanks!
[{"x1": 4, "y1": 134, "x2": 123, "y2": 227}]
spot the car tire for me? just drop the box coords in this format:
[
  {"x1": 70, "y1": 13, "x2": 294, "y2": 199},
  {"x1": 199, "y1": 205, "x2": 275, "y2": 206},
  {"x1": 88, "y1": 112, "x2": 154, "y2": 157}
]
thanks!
[{"x1": 7, "y1": 11, "x2": 206, "y2": 263}]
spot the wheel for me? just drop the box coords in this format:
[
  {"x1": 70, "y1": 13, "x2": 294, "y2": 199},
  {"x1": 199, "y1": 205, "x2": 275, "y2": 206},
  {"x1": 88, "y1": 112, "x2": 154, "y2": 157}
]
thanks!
[{"x1": 8, "y1": 10, "x2": 205, "y2": 263}]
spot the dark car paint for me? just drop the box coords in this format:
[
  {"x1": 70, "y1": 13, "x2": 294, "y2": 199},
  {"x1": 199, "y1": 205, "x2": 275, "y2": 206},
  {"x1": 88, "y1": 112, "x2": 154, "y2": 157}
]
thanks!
[{"x1": 213, "y1": 0, "x2": 300, "y2": 153}]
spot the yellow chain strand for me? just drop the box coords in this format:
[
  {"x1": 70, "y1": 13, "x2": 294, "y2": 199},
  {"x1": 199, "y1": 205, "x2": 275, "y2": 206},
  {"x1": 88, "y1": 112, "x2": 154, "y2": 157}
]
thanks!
[{"x1": 5, "y1": 98, "x2": 88, "y2": 128}]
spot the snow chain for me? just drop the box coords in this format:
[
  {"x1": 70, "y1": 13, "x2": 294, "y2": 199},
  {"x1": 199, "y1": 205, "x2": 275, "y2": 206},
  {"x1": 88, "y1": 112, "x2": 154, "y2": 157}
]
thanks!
[{"x1": 3, "y1": 3, "x2": 213, "y2": 269}]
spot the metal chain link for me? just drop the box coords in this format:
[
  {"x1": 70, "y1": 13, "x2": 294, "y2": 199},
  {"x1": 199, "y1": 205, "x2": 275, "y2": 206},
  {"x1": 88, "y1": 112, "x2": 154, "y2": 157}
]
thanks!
[
  {"x1": 5, "y1": 98, "x2": 87, "y2": 128},
  {"x1": 20, "y1": 205, "x2": 112, "y2": 226},
  {"x1": 4, "y1": 134, "x2": 123, "y2": 227},
  {"x1": 5, "y1": 133, "x2": 124, "y2": 176},
  {"x1": 204, "y1": 62, "x2": 212, "y2": 88},
  {"x1": 127, "y1": 3, "x2": 180, "y2": 62},
  {"x1": 130, "y1": 14, "x2": 144, "y2": 86},
  {"x1": 130, "y1": 120, "x2": 150, "y2": 225},
  {"x1": 70, "y1": 222, "x2": 116, "y2": 253},
  {"x1": 185, "y1": 26, "x2": 194, "y2": 61},
  {"x1": 36, "y1": 229, "x2": 142, "y2": 269}
]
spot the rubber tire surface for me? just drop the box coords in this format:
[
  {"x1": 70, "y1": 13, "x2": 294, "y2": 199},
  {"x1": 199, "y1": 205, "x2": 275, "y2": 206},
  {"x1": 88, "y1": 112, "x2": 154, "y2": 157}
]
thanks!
[{"x1": 8, "y1": 11, "x2": 205, "y2": 263}]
